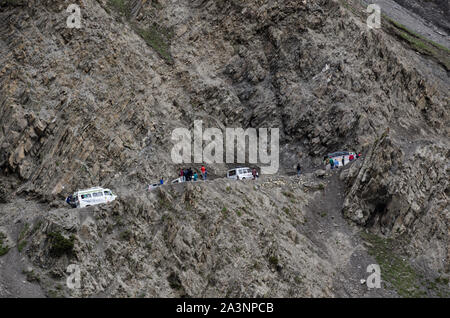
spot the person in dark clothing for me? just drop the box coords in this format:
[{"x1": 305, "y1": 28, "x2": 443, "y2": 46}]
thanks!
[
  {"x1": 160, "y1": 177, "x2": 164, "y2": 185},
  {"x1": 180, "y1": 169, "x2": 185, "y2": 182},
  {"x1": 296, "y1": 164, "x2": 301, "y2": 176},
  {"x1": 342, "y1": 156, "x2": 345, "y2": 166},
  {"x1": 66, "y1": 195, "x2": 76, "y2": 208},
  {"x1": 329, "y1": 157, "x2": 334, "y2": 169},
  {"x1": 252, "y1": 168, "x2": 257, "y2": 180}
]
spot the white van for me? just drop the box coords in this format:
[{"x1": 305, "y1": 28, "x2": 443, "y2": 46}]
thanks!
[
  {"x1": 227, "y1": 167, "x2": 253, "y2": 180},
  {"x1": 148, "y1": 183, "x2": 161, "y2": 191},
  {"x1": 171, "y1": 177, "x2": 185, "y2": 184},
  {"x1": 69, "y1": 187, "x2": 117, "y2": 208}
]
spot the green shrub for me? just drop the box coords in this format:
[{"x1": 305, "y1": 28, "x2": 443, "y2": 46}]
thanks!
[
  {"x1": 108, "y1": 0, "x2": 130, "y2": 17},
  {"x1": 167, "y1": 272, "x2": 183, "y2": 290},
  {"x1": 0, "y1": 232, "x2": 9, "y2": 256},
  {"x1": 282, "y1": 191, "x2": 294, "y2": 199},
  {"x1": 18, "y1": 223, "x2": 29, "y2": 241},
  {"x1": 1, "y1": 0, "x2": 25, "y2": 6},
  {"x1": 30, "y1": 221, "x2": 42, "y2": 235},
  {"x1": 135, "y1": 25, "x2": 173, "y2": 62},
  {"x1": 18, "y1": 240, "x2": 27, "y2": 252},
  {"x1": 361, "y1": 232, "x2": 424, "y2": 297},
  {"x1": 48, "y1": 232, "x2": 75, "y2": 257},
  {"x1": 434, "y1": 276, "x2": 449, "y2": 286},
  {"x1": 269, "y1": 256, "x2": 279, "y2": 267},
  {"x1": 120, "y1": 230, "x2": 132, "y2": 241},
  {"x1": 25, "y1": 270, "x2": 40, "y2": 283}
]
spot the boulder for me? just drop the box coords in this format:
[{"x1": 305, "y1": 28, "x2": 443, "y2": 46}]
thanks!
[{"x1": 314, "y1": 169, "x2": 326, "y2": 178}]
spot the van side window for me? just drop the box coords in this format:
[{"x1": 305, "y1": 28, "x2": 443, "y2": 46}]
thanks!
[
  {"x1": 81, "y1": 194, "x2": 92, "y2": 199},
  {"x1": 93, "y1": 192, "x2": 103, "y2": 197},
  {"x1": 229, "y1": 170, "x2": 236, "y2": 176}
]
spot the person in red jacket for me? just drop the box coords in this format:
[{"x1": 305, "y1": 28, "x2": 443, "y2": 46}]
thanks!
[
  {"x1": 349, "y1": 154, "x2": 354, "y2": 161},
  {"x1": 201, "y1": 166, "x2": 206, "y2": 180}
]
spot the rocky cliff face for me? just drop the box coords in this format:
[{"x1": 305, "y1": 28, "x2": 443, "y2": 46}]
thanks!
[
  {"x1": 342, "y1": 133, "x2": 449, "y2": 275},
  {"x1": 0, "y1": 0, "x2": 448, "y2": 297}
]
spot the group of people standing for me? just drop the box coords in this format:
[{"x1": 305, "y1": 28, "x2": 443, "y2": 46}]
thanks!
[
  {"x1": 328, "y1": 152, "x2": 361, "y2": 170},
  {"x1": 179, "y1": 166, "x2": 207, "y2": 182}
]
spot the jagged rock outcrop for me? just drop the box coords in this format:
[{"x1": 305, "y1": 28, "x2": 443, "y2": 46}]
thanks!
[
  {"x1": 342, "y1": 132, "x2": 449, "y2": 273},
  {"x1": 1, "y1": 0, "x2": 448, "y2": 196}
]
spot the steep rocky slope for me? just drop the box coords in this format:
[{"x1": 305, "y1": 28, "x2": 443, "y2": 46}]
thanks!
[
  {"x1": 393, "y1": 0, "x2": 449, "y2": 35},
  {"x1": 0, "y1": 0, "x2": 448, "y2": 297},
  {"x1": 0, "y1": 173, "x2": 403, "y2": 297},
  {"x1": 362, "y1": 0, "x2": 449, "y2": 49}
]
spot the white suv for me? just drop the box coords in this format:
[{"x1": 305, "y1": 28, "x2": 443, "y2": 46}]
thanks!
[
  {"x1": 68, "y1": 187, "x2": 117, "y2": 208},
  {"x1": 227, "y1": 167, "x2": 253, "y2": 180}
]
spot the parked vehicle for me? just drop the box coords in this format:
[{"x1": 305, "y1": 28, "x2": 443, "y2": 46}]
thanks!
[
  {"x1": 67, "y1": 187, "x2": 117, "y2": 208},
  {"x1": 226, "y1": 167, "x2": 253, "y2": 180},
  {"x1": 327, "y1": 151, "x2": 355, "y2": 158},
  {"x1": 148, "y1": 183, "x2": 161, "y2": 191},
  {"x1": 325, "y1": 151, "x2": 356, "y2": 168},
  {"x1": 171, "y1": 177, "x2": 184, "y2": 184}
]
